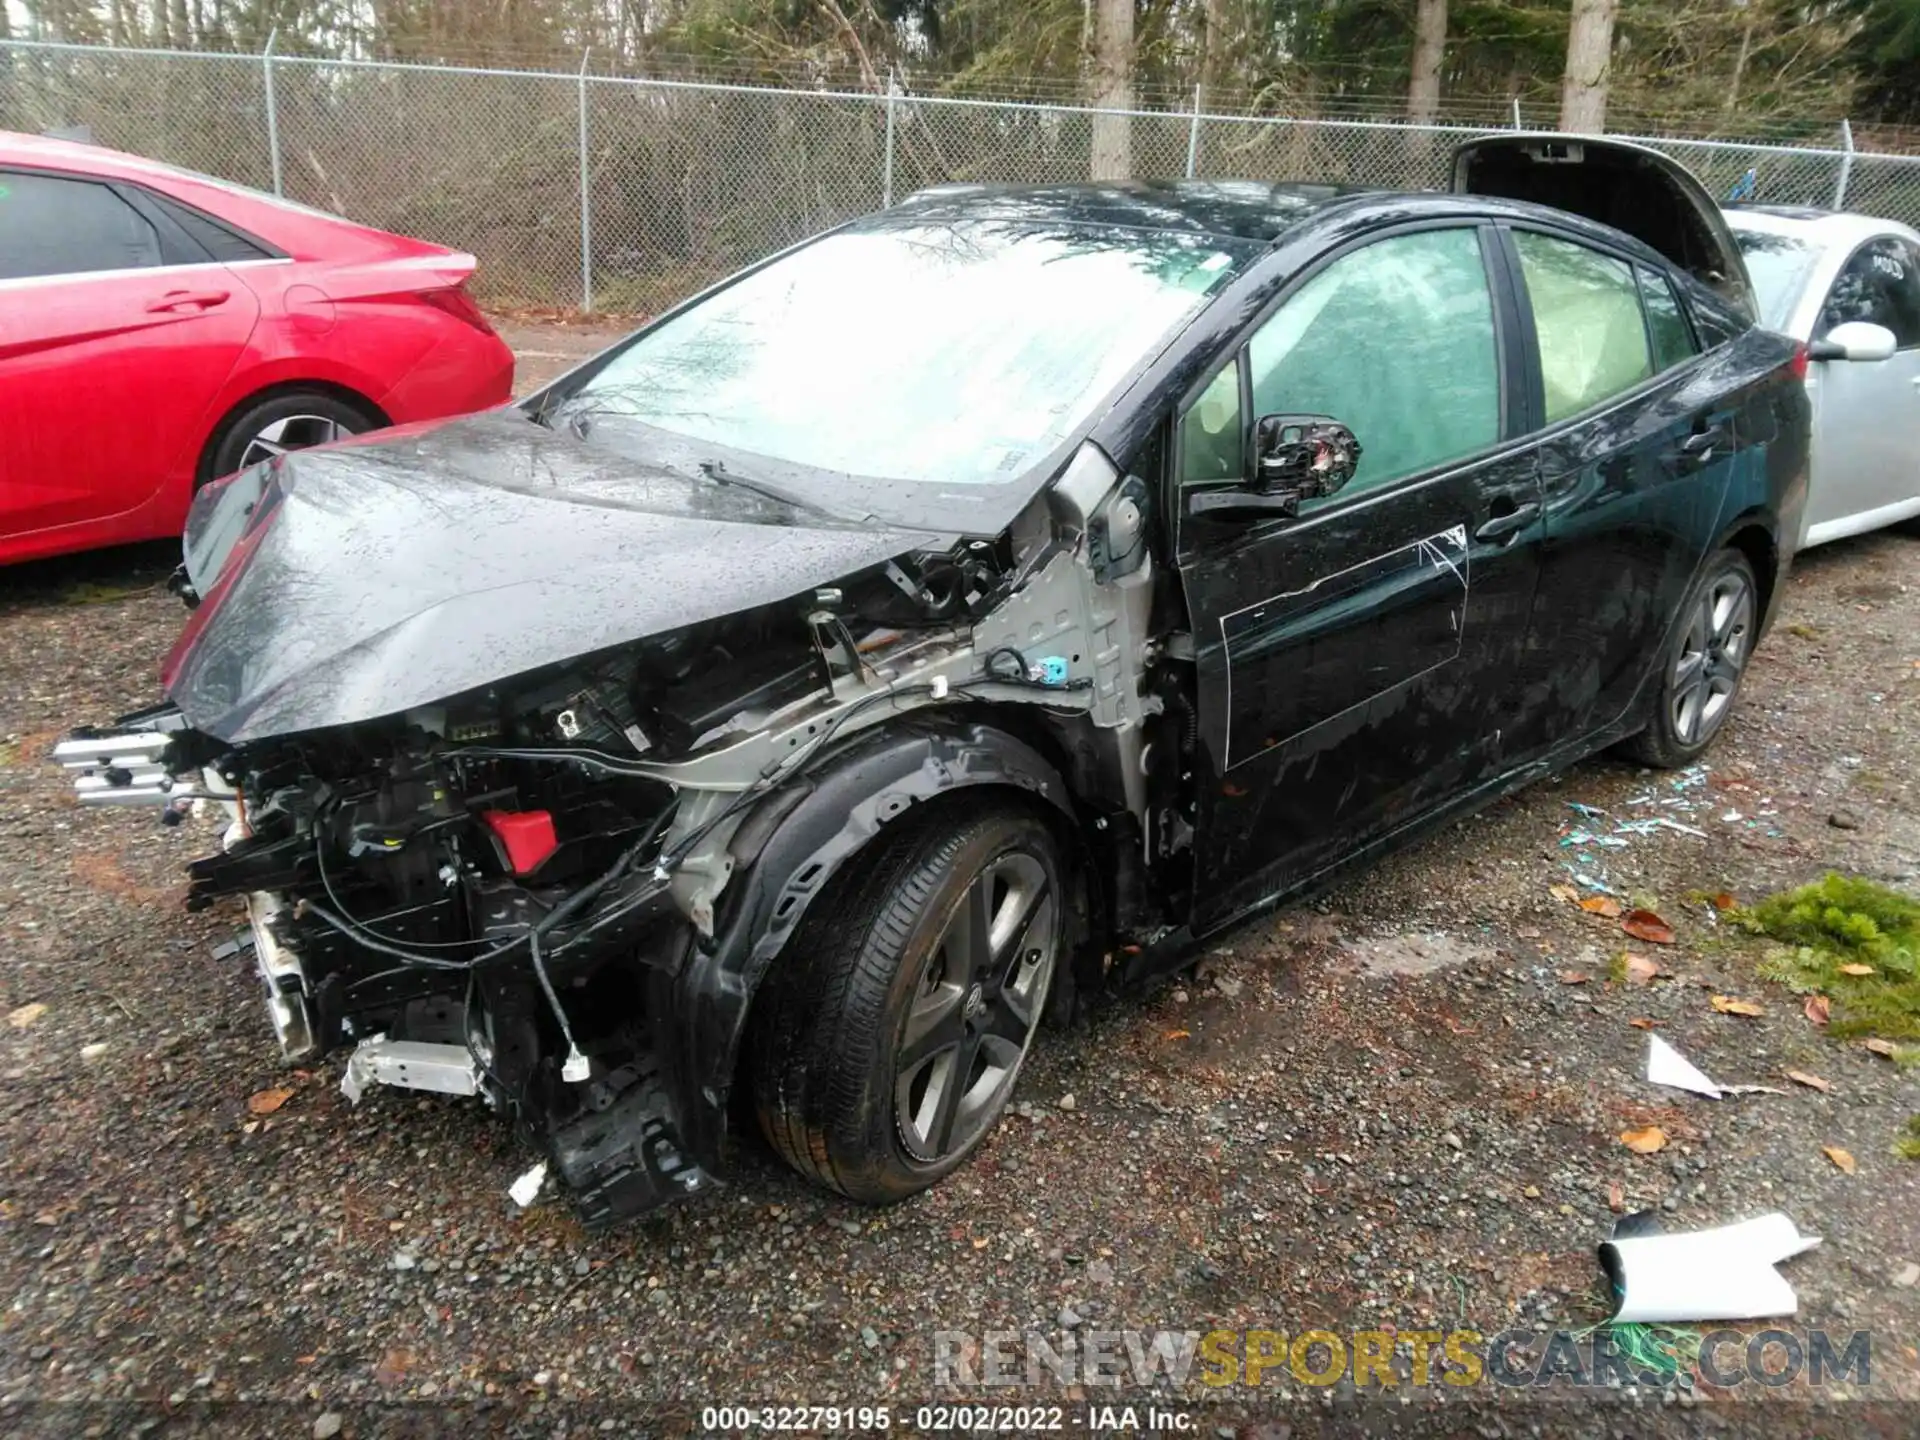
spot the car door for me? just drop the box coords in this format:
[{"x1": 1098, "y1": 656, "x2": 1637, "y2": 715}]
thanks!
[
  {"x1": 1508, "y1": 226, "x2": 1744, "y2": 748},
  {"x1": 0, "y1": 168, "x2": 261, "y2": 539},
  {"x1": 1803, "y1": 234, "x2": 1920, "y2": 536},
  {"x1": 1175, "y1": 223, "x2": 1546, "y2": 932}
]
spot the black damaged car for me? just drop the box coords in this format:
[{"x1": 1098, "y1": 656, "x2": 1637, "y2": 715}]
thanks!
[{"x1": 59, "y1": 136, "x2": 1810, "y2": 1225}]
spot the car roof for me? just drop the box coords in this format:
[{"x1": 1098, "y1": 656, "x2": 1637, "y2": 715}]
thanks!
[
  {"x1": 1, "y1": 128, "x2": 186, "y2": 184},
  {"x1": 1724, "y1": 204, "x2": 1918, "y2": 247},
  {"x1": 884, "y1": 180, "x2": 1378, "y2": 244},
  {"x1": 880, "y1": 178, "x2": 1689, "y2": 271}
]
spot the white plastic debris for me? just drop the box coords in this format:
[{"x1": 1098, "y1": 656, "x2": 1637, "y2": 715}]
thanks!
[
  {"x1": 1601, "y1": 1212, "x2": 1822, "y2": 1323},
  {"x1": 508, "y1": 1160, "x2": 549, "y2": 1209},
  {"x1": 1645, "y1": 1035, "x2": 1787, "y2": 1099},
  {"x1": 1647, "y1": 1035, "x2": 1724, "y2": 1099}
]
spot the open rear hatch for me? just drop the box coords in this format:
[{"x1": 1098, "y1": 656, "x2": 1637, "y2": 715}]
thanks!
[{"x1": 1453, "y1": 134, "x2": 1755, "y2": 319}]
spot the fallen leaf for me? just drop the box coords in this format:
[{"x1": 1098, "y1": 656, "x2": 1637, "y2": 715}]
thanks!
[
  {"x1": 1710, "y1": 891, "x2": 1738, "y2": 911},
  {"x1": 1608, "y1": 1181, "x2": 1625, "y2": 1212},
  {"x1": 1805, "y1": 995, "x2": 1832, "y2": 1027},
  {"x1": 1622, "y1": 909, "x2": 1677, "y2": 945},
  {"x1": 7, "y1": 1002, "x2": 47, "y2": 1029},
  {"x1": 246, "y1": 1087, "x2": 293, "y2": 1115},
  {"x1": 1785, "y1": 1070, "x2": 1832, "y2": 1094},
  {"x1": 1710, "y1": 995, "x2": 1765, "y2": 1017},
  {"x1": 1838, "y1": 963, "x2": 1876, "y2": 977},
  {"x1": 1162, "y1": 1029, "x2": 1190, "y2": 1041},
  {"x1": 1620, "y1": 1126, "x2": 1669, "y2": 1154},
  {"x1": 1623, "y1": 953, "x2": 1660, "y2": 986},
  {"x1": 1628, "y1": 1017, "x2": 1662, "y2": 1030},
  {"x1": 373, "y1": 1348, "x2": 416, "y2": 1387},
  {"x1": 1548, "y1": 883, "x2": 1580, "y2": 904},
  {"x1": 1823, "y1": 1146, "x2": 1856, "y2": 1175},
  {"x1": 1580, "y1": 896, "x2": 1624, "y2": 918},
  {"x1": 1863, "y1": 1038, "x2": 1899, "y2": 1059},
  {"x1": 1559, "y1": 970, "x2": 1591, "y2": 985}
]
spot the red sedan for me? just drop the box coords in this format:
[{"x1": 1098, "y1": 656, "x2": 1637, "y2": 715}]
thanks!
[{"x1": 0, "y1": 132, "x2": 516, "y2": 565}]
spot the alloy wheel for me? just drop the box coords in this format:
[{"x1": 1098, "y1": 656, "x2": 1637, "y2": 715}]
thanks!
[
  {"x1": 1670, "y1": 570, "x2": 1754, "y2": 746},
  {"x1": 238, "y1": 414, "x2": 355, "y2": 469},
  {"x1": 894, "y1": 849, "x2": 1057, "y2": 1163}
]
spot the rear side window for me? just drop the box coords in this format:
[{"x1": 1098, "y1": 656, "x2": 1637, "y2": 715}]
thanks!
[
  {"x1": 0, "y1": 171, "x2": 164, "y2": 280},
  {"x1": 147, "y1": 192, "x2": 273, "y2": 263},
  {"x1": 1637, "y1": 267, "x2": 1699, "y2": 370},
  {"x1": 1515, "y1": 231, "x2": 1653, "y2": 424},
  {"x1": 1820, "y1": 237, "x2": 1920, "y2": 349}
]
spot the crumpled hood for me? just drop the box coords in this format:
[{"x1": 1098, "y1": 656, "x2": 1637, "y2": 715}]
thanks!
[{"x1": 163, "y1": 409, "x2": 946, "y2": 743}]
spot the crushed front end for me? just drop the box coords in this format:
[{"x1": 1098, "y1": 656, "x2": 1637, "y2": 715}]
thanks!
[
  {"x1": 55, "y1": 422, "x2": 1173, "y2": 1226},
  {"x1": 55, "y1": 643, "x2": 751, "y2": 1221}
]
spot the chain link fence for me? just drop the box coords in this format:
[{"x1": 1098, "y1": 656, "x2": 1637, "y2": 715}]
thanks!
[{"x1": 7, "y1": 36, "x2": 1920, "y2": 314}]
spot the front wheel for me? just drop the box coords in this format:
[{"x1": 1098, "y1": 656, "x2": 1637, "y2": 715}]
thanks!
[
  {"x1": 1621, "y1": 547, "x2": 1758, "y2": 769},
  {"x1": 751, "y1": 801, "x2": 1064, "y2": 1204}
]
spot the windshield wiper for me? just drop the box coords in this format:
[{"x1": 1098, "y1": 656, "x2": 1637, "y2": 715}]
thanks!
[{"x1": 694, "y1": 458, "x2": 833, "y2": 515}]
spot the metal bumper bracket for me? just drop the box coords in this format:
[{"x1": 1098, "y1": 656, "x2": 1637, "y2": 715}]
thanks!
[{"x1": 340, "y1": 1036, "x2": 481, "y2": 1105}]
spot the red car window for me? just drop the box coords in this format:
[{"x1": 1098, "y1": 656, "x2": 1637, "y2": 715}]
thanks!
[{"x1": 0, "y1": 171, "x2": 164, "y2": 280}]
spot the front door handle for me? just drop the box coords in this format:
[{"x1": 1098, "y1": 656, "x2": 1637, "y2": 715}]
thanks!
[
  {"x1": 145, "y1": 288, "x2": 230, "y2": 313},
  {"x1": 1474, "y1": 501, "x2": 1540, "y2": 544},
  {"x1": 1672, "y1": 424, "x2": 1729, "y2": 466}
]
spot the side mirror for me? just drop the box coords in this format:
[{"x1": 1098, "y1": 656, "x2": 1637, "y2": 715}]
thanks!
[
  {"x1": 1808, "y1": 320, "x2": 1897, "y2": 363},
  {"x1": 1188, "y1": 415, "x2": 1363, "y2": 521}
]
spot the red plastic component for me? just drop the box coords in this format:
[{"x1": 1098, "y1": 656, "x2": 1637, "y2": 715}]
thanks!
[
  {"x1": 1787, "y1": 340, "x2": 1810, "y2": 383},
  {"x1": 481, "y1": 810, "x2": 559, "y2": 876}
]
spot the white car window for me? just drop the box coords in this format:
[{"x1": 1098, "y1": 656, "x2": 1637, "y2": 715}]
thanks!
[{"x1": 1820, "y1": 237, "x2": 1920, "y2": 349}]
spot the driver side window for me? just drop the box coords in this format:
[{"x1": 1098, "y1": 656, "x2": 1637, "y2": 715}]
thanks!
[{"x1": 1244, "y1": 227, "x2": 1501, "y2": 505}]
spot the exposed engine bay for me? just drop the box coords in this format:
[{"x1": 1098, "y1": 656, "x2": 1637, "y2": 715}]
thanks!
[{"x1": 55, "y1": 444, "x2": 1193, "y2": 1225}]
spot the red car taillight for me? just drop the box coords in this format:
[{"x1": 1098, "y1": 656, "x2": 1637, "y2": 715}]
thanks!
[
  {"x1": 416, "y1": 283, "x2": 496, "y2": 336},
  {"x1": 1788, "y1": 340, "x2": 1809, "y2": 382}
]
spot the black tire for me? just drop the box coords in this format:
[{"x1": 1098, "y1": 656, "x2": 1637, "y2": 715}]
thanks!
[
  {"x1": 750, "y1": 800, "x2": 1065, "y2": 1204},
  {"x1": 1620, "y1": 547, "x2": 1759, "y2": 769},
  {"x1": 202, "y1": 388, "x2": 380, "y2": 484}
]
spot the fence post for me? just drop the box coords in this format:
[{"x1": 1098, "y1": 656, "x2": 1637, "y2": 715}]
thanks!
[
  {"x1": 578, "y1": 48, "x2": 593, "y2": 313},
  {"x1": 1511, "y1": 96, "x2": 1522, "y2": 131},
  {"x1": 1834, "y1": 118, "x2": 1855, "y2": 210},
  {"x1": 1186, "y1": 85, "x2": 1202, "y2": 178},
  {"x1": 882, "y1": 70, "x2": 898, "y2": 208},
  {"x1": 262, "y1": 28, "x2": 283, "y2": 197}
]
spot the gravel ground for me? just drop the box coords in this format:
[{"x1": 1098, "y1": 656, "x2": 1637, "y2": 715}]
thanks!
[{"x1": 2, "y1": 324, "x2": 1917, "y2": 1435}]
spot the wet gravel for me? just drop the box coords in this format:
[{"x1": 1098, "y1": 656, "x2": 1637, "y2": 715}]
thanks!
[{"x1": 1, "y1": 342, "x2": 1917, "y2": 1434}]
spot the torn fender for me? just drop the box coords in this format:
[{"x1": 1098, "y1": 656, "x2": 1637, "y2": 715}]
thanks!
[{"x1": 660, "y1": 722, "x2": 1076, "y2": 1170}]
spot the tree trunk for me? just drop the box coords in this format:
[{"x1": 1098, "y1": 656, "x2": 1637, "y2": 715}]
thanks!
[
  {"x1": 1408, "y1": 0, "x2": 1447, "y2": 124},
  {"x1": 1726, "y1": 15, "x2": 1756, "y2": 113},
  {"x1": 1200, "y1": 0, "x2": 1230, "y2": 106},
  {"x1": 1560, "y1": 0, "x2": 1617, "y2": 134},
  {"x1": 1089, "y1": 0, "x2": 1133, "y2": 181}
]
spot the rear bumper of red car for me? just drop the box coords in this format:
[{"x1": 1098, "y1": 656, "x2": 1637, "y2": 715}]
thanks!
[{"x1": 377, "y1": 327, "x2": 516, "y2": 424}]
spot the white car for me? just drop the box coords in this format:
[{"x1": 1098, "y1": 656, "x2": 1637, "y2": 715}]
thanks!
[{"x1": 1728, "y1": 206, "x2": 1920, "y2": 547}]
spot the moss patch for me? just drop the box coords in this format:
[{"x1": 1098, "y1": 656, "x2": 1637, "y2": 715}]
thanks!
[
  {"x1": 1736, "y1": 874, "x2": 1920, "y2": 1040},
  {"x1": 1897, "y1": 1117, "x2": 1920, "y2": 1162}
]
